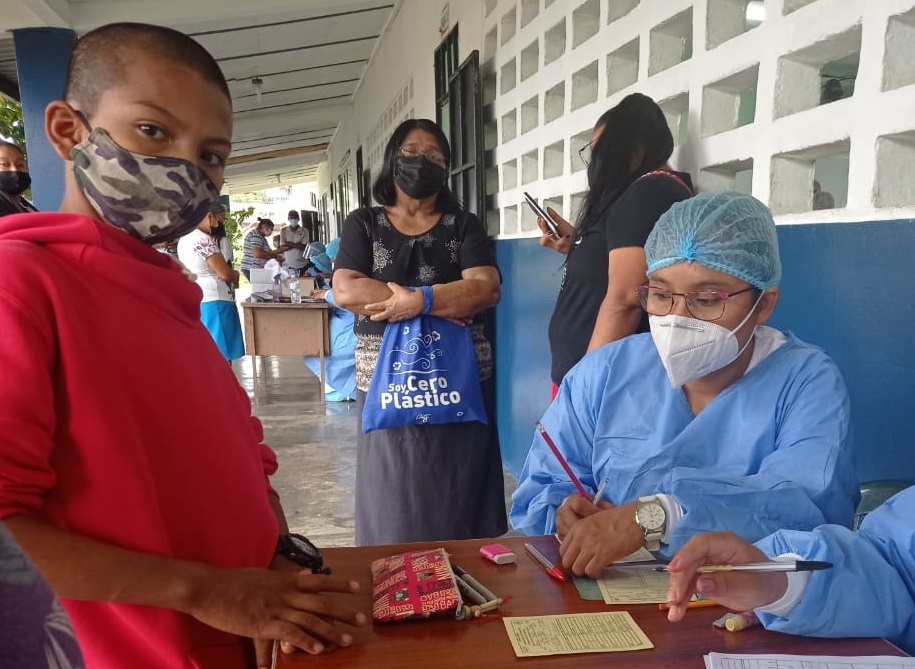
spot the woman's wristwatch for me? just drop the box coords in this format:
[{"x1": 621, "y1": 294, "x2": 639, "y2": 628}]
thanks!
[{"x1": 635, "y1": 496, "x2": 667, "y2": 552}]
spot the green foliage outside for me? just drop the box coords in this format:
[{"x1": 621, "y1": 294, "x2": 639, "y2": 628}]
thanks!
[
  {"x1": 224, "y1": 205, "x2": 254, "y2": 264},
  {"x1": 0, "y1": 95, "x2": 26, "y2": 152}
]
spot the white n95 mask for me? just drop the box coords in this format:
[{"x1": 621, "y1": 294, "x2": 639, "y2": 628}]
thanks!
[{"x1": 649, "y1": 292, "x2": 764, "y2": 388}]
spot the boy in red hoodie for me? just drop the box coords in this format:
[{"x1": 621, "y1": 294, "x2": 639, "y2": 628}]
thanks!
[{"x1": 0, "y1": 22, "x2": 366, "y2": 669}]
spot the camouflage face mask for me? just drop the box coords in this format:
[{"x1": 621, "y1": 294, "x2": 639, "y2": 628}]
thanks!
[{"x1": 71, "y1": 126, "x2": 220, "y2": 245}]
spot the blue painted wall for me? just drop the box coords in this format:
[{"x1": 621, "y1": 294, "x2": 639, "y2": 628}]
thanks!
[
  {"x1": 495, "y1": 220, "x2": 915, "y2": 485},
  {"x1": 12, "y1": 28, "x2": 77, "y2": 213}
]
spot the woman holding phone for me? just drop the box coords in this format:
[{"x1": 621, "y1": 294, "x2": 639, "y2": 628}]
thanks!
[{"x1": 539, "y1": 93, "x2": 693, "y2": 395}]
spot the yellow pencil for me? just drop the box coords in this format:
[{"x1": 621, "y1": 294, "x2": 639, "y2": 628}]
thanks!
[{"x1": 659, "y1": 598, "x2": 722, "y2": 611}]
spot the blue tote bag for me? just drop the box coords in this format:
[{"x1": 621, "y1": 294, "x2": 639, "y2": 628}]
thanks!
[{"x1": 362, "y1": 316, "x2": 488, "y2": 432}]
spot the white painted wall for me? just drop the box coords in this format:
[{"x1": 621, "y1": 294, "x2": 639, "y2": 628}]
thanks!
[
  {"x1": 322, "y1": 0, "x2": 915, "y2": 237},
  {"x1": 319, "y1": 0, "x2": 484, "y2": 224}
]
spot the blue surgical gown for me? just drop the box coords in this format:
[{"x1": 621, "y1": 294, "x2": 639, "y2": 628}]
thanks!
[
  {"x1": 510, "y1": 332, "x2": 859, "y2": 556},
  {"x1": 304, "y1": 290, "x2": 356, "y2": 401},
  {"x1": 755, "y1": 486, "x2": 915, "y2": 654}
]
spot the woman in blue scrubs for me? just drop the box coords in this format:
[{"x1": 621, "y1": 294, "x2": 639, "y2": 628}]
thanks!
[
  {"x1": 665, "y1": 486, "x2": 915, "y2": 655},
  {"x1": 510, "y1": 191, "x2": 859, "y2": 578}
]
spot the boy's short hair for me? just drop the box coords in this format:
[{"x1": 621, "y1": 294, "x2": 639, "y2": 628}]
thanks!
[{"x1": 64, "y1": 22, "x2": 230, "y2": 115}]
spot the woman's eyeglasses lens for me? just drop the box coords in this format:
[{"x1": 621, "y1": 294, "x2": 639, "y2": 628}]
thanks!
[
  {"x1": 636, "y1": 286, "x2": 731, "y2": 321},
  {"x1": 399, "y1": 145, "x2": 447, "y2": 168},
  {"x1": 578, "y1": 143, "x2": 592, "y2": 166}
]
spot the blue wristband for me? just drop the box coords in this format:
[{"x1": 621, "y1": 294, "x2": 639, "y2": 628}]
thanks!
[{"x1": 420, "y1": 285, "x2": 434, "y2": 314}]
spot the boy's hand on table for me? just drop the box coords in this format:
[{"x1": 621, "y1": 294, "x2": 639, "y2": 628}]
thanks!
[{"x1": 184, "y1": 564, "x2": 367, "y2": 668}]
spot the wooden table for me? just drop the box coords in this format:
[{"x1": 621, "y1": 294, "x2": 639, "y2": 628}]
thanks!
[
  {"x1": 274, "y1": 536, "x2": 906, "y2": 669},
  {"x1": 241, "y1": 300, "x2": 330, "y2": 404}
]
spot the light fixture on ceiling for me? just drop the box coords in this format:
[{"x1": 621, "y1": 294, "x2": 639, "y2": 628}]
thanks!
[{"x1": 252, "y1": 76, "x2": 264, "y2": 103}]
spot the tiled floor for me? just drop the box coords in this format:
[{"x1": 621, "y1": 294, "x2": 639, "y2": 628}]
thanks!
[{"x1": 232, "y1": 356, "x2": 518, "y2": 547}]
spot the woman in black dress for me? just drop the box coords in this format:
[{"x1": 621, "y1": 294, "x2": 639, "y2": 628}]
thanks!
[{"x1": 334, "y1": 119, "x2": 507, "y2": 545}]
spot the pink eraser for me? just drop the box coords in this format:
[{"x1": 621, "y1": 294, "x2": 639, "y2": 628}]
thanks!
[{"x1": 480, "y1": 543, "x2": 517, "y2": 565}]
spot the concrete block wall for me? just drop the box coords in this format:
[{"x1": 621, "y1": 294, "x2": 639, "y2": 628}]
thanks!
[
  {"x1": 483, "y1": 0, "x2": 915, "y2": 237},
  {"x1": 320, "y1": 0, "x2": 915, "y2": 484}
]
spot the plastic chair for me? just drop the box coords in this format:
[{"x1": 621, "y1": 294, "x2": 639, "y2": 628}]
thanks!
[{"x1": 854, "y1": 479, "x2": 913, "y2": 530}]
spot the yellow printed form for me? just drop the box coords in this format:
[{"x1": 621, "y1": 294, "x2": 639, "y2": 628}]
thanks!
[
  {"x1": 503, "y1": 611, "x2": 654, "y2": 657},
  {"x1": 596, "y1": 565, "x2": 672, "y2": 604}
]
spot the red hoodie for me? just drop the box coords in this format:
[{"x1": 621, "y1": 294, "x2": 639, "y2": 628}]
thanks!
[{"x1": 0, "y1": 212, "x2": 279, "y2": 668}]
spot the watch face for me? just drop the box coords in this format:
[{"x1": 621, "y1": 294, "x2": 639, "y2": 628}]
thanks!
[
  {"x1": 637, "y1": 502, "x2": 666, "y2": 532},
  {"x1": 278, "y1": 533, "x2": 330, "y2": 574},
  {"x1": 288, "y1": 534, "x2": 321, "y2": 559}
]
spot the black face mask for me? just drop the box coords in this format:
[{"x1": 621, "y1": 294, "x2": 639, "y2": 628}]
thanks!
[
  {"x1": 0, "y1": 170, "x2": 31, "y2": 196},
  {"x1": 393, "y1": 156, "x2": 446, "y2": 200}
]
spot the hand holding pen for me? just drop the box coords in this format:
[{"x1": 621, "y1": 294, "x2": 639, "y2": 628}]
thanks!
[{"x1": 664, "y1": 531, "x2": 798, "y2": 623}]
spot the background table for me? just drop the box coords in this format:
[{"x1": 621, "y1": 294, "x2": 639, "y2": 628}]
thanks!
[
  {"x1": 274, "y1": 535, "x2": 906, "y2": 669},
  {"x1": 241, "y1": 301, "x2": 329, "y2": 404}
]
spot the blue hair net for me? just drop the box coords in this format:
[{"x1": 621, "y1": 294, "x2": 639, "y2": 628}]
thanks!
[
  {"x1": 312, "y1": 252, "x2": 332, "y2": 274},
  {"x1": 645, "y1": 191, "x2": 781, "y2": 289},
  {"x1": 324, "y1": 237, "x2": 341, "y2": 260}
]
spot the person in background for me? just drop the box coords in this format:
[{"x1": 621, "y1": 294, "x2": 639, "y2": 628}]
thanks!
[
  {"x1": 0, "y1": 140, "x2": 39, "y2": 217},
  {"x1": 0, "y1": 22, "x2": 366, "y2": 669},
  {"x1": 240, "y1": 217, "x2": 287, "y2": 280},
  {"x1": 812, "y1": 180, "x2": 835, "y2": 211},
  {"x1": 305, "y1": 238, "x2": 356, "y2": 402},
  {"x1": 281, "y1": 209, "x2": 310, "y2": 273},
  {"x1": 209, "y1": 203, "x2": 234, "y2": 266},
  {"x1": 303, "y1": 240, "x2": 330, "y2": 289},
  {"x1": 821, "y1": 77, "x2": 845, "y2": 104},
  {"x1": 665, "y1": 486, "x2": 915, "y2": 655},
  {"x1": 0, "y1": 521, "x2": 84, "y2": 669},
  {"x1": 178, "y1": 203, "x2": 244, "y2": 361},
  {"x1": 539, "y1": 94, "x2": 693, "y2": 395},
  {"x1": 511, "y1": 192, "x2": 858, "y2": 578},
  {"x1": 153, "y1": 238, "x2": 180, "y2": 263},
  {"x1": 333, "y1": 118, "x2": 507, "y2": 545}
]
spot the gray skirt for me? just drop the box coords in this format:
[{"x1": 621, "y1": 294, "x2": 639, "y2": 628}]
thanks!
[{"x1": 354, "y1": 378, "x2": 508, "y2": 545}]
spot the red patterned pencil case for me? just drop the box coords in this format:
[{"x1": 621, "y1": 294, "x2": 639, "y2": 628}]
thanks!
[{"x1": 370, "y1": 548, "x2": 464, "y2": 622}]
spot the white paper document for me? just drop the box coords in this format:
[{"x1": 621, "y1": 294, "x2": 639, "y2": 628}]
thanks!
[{"x1": 704, "y1": 652, "x2": 915, "y2": 669}]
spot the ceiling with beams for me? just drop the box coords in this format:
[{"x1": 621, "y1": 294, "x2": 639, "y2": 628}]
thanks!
[{"x1": 0, "y1": 0, "x2": 398, "y2": 192}]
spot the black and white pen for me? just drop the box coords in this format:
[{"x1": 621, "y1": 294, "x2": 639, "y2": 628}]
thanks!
[{"x1": 654, "y1": 560, "x2": 833, "y2": 573}]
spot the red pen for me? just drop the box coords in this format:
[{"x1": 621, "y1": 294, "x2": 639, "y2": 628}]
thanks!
[
  {"x1": 524, "y1": 542, "x2": 569, "y2": 582},
  {"x1": 535, "y1": 422, "x2": 590, "y2": 500}
]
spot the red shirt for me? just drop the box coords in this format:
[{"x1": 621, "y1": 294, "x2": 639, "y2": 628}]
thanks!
[{"x1": 0, "y1": 212, "x2": 279, "y2": 668}]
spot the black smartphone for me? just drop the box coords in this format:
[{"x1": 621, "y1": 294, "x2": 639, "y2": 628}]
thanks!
[{"x1": 523, "y1": 192, "x2": 561, "y2": 237}]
